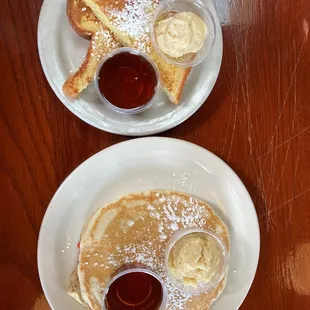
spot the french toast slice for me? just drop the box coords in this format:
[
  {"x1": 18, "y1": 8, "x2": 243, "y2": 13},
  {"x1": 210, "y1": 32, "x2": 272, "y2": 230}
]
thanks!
[
  {"x1": 63, "y1": 0, "x2": 121, "y2": 97},
  {"x1": 81, "y1": 0, "x2": 191, "y2": 104},
  {"x1": 67, "y1": 0, "x2": 98, "y2": 39},
  {"x1": 63, "y1": 29, "x2": 120, "y2": 97}
]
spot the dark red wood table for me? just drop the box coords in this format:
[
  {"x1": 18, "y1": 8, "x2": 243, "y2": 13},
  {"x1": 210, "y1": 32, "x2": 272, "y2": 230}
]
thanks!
[{"x1": 1, "y1": 0, "x2": 310, "y2": 309}]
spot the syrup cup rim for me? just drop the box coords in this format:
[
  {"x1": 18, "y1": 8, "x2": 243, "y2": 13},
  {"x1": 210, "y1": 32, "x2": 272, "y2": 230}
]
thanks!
[
  {"x1": 94, "y1": 47, "x2": 160, "y2": 115},
  {"x1": 101, "y1": 267, "x2": 168, "y2": 310}
]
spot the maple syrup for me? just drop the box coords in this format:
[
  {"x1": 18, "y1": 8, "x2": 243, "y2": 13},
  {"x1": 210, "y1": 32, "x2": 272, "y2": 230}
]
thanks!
[
  {"x1": 104, "y1": 272, "x2": 164, "y2": 310},
  {"x1": 98, "y1": 51, "x2": 158, "y2": 110}
]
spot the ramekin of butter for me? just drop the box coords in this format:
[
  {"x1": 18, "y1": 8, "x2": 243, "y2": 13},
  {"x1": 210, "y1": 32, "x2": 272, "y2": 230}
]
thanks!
[
  {"x1": 151, "y1": 0, "x2": 216, "y2": 67},
  {"x1": 164, "y1": 228, "x2": 229, "y2": 294}
]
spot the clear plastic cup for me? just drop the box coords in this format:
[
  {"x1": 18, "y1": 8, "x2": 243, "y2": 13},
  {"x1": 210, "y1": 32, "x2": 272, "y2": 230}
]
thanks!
[
  {"x1": 94, "y1": 47, "x2": 160, "y2": 115},
  {"x1": 102, "y1": 267, "x2": 168, "y2": 310},
  {"x1": 151, "y1": 0, "x2": 216, "y2": 67},
  {"x1": 164, "y1": 228, "x2": 229, "y2": 294}
]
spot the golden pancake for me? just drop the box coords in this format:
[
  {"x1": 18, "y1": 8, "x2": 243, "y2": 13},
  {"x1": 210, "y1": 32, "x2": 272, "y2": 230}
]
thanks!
[{"x1": 70, "y1": 190, "x2": 230, "y2": 309}]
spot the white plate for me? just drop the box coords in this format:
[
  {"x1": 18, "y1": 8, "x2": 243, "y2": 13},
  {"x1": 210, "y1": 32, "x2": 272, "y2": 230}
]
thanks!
[
  {"x1": 37, "y1": 0, "x2": 222, "y2": 136},
  {"x1": 38, "y1": 137, "x2": 260, "y2": 310}
]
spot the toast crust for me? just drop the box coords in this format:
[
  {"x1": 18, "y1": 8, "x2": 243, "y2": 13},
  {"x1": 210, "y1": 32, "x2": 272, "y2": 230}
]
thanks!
[
  {"x1": 67, "y1": 0, "x2": 96, "y2": 39},
  {"x1": 63, "y1": 0, "x2": 120, "y2": 97}
]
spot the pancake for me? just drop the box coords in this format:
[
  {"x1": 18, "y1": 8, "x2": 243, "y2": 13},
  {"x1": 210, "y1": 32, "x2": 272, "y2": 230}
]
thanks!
[
  {"x1": 70, "y1": 190, "x2": 230, "y2": 309},
  {"x1": 68, "y1": 269, "x2": 88, "y2": 307}
]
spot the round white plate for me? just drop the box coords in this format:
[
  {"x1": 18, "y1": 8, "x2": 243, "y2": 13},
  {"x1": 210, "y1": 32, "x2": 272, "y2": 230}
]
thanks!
[
  {"x1": 38, "y1": 138, "x2": 260, "y2": 310},
  {"x1": 37, "y1": 0, "x2": 223, "y2": 136}
]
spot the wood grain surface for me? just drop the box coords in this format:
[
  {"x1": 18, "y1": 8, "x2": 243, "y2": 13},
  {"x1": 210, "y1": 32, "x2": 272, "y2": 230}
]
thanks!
[{"x1": 1, "y1": 0, "x2": 310, "y2": 309}]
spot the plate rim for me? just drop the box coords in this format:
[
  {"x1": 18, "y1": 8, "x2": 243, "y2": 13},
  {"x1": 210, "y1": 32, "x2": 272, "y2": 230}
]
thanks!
[
  {"x1": 37, "y1": 0, "x2": 223, "y2": 136},
  {"x1": 37, "y1": 137, "x2": 260, "y2": 310}
]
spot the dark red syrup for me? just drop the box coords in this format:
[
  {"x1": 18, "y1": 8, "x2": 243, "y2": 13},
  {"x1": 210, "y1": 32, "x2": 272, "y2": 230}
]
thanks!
[
  {"x1": 98, "y1": 52, "x2": 157, "y2": 110},
  {"x1": 104, "y1": 272, "x2": 163, "y2": 309}
]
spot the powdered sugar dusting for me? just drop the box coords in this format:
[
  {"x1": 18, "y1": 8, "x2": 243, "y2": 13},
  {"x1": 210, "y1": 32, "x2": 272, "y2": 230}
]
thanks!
[
  {"x1": 78, "y1": 191, "x2": 229, "y2": 309},
  {"x1": 107, "y1": 0, "x2": 158, "y2": 52},
  {"x1": 90, "y1": 28, "x2": 119, "y2": 61}
]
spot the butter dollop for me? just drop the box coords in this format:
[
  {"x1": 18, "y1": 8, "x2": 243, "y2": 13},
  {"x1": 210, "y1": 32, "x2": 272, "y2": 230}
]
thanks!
[
  {"x1": 168, "y1": 232, "x2": 220, "y2": 287},
  {"x1": 155, "y1": 12, "x2": 207, "y2": 58}
]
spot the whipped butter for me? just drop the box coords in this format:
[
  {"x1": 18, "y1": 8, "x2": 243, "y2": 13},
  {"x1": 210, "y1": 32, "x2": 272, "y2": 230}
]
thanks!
[
  {"x1": 168, "y1": 232, "x2": 220, "y2": 287},
  {"x1": 155, "y1": 12, "x2": 207, "y2": 58}
]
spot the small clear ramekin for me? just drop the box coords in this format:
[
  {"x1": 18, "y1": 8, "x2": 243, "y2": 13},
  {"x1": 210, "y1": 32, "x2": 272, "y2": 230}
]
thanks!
[
  {"x1": 102, "y1": 267, "x2": 168, "y2": 310},
  {"x1": 94, "y1": 47, "x2": 160, "y2": 115},
  {"x1": 151, "y1": 0, "x2": 216, "y2": 67},
  {"x1": 164, "y1": 228, "x2": 229, "y2": 294}
]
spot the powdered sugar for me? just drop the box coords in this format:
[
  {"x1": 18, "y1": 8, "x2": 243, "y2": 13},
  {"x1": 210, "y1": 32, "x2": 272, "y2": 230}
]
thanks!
[
  {"x1": 127, "y1": 220, "x2": 134, "y2": 227},
  {"x1": 90, "y1": 28, "x2": 119, "y2": 61},
  {"x1": 158, "y1": 224, "x2": 167, "y2": 240},
  {"x1": 107, "y1": 0, "x2": 158, "y2": 52},
  {"x1": 170, "y1": 222, "x2": 179, "y2": 231}
]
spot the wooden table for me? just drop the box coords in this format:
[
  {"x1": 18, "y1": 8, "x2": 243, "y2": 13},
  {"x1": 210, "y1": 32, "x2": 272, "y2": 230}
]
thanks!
[{"x1": 1, "y1": 0, "x2": 310, "y2": 309}]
